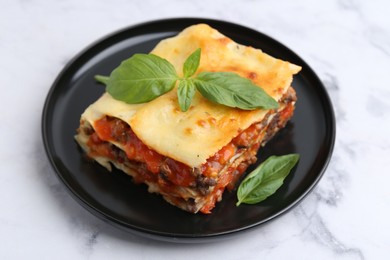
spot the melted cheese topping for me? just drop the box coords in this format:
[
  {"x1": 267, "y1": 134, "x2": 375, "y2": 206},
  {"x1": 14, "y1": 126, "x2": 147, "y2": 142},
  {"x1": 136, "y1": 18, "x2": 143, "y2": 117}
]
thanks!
[{"x1": 81, "y1": 24, "x2": 301, "y2": 167}]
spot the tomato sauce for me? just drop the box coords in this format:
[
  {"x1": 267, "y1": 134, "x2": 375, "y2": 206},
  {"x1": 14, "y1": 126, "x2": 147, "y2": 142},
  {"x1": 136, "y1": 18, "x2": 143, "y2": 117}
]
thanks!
[
  {"x1": 87, "y1": 101, "x2": 293, "y2": 213},
  {"x1": 280, "y1": 103, "x2": 294, "y2": 122},
  {"x1": 89, "y1": 115, "x2": 265, "y2": 194},
  {"x1": 200, "y1": 168, "x2": 235, "y2": 214},
  {"x1": 91, "y1": 117, "x2": 195, "y2": 186},
  {"x1": 87, "y1": 132, "x2": 116, "y2": 160},
  {"x1": 164, "y1": 159, "x2": 195, "y2": 187},
  {"x1": 201, "y1": 143, "x2": 236, "y2": 177},
  {"x1": 93, "y1": 117, "x2": 163, "y2": 174}
]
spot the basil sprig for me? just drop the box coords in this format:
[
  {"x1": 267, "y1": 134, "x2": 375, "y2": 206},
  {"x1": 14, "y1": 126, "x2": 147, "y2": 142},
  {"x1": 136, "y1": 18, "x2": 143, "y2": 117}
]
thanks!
[
  {"x1": 236, "y1": 154, "x2": 300, "y2": 206},
  {"x1": 95, "y1": 48, "x2": 278, "y2": 112}
]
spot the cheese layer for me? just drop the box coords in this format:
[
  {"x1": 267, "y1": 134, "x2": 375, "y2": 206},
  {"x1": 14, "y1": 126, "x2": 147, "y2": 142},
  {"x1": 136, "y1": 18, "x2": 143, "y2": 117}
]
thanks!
[{"x1": 81, "y1": 24, "x2": 301, "y2": 167}]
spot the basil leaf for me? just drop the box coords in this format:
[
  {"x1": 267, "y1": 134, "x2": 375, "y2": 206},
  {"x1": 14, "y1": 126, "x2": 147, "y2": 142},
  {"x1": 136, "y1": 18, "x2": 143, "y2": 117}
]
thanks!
[
  {"x1": 106, "y1": 53, "x2": 178, "y2": 104},
  {"x1": 177, "y1": 80, "x2": 196, "y2": 112},
  {"x1": 194, "y1": 72, "x2": 279, "y2": 110},
  {"x1": 95, "y1": 75, "x2": 110, "y2": 85},
  {"x1": 95, "y1": 49, "x2": 282, "y2": 111},
  {"x1": 236, "y1": 154, "x2": 300, "y2": 206},
  {"x1": 183, "y1": 48, "x2": 201, "y2": 78}
]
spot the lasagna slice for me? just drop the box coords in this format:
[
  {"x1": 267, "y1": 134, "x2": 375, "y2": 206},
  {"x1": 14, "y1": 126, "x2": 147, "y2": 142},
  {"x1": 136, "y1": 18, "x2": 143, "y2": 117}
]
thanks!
[{"x1": 75, "y1": 24, "x2": 301, "y2": 214}]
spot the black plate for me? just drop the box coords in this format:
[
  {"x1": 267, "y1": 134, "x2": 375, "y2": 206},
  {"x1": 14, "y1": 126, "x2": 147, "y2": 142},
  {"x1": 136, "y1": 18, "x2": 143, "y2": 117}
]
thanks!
[{"x1": 42, "y1": 18, "x2": 335, "y2": 242}]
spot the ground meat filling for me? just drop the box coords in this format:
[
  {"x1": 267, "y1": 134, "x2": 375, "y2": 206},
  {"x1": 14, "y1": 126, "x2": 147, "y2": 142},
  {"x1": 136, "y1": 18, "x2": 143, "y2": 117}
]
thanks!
[{"x1": 80, "y1": 87, "x2": 296, "y2": 213}]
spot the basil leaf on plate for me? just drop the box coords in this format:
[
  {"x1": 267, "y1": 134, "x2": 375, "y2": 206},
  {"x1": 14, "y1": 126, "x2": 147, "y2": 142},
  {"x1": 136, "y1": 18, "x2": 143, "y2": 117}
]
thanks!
[
  {"x1": 194, "y1": 72, "x2": 279, "y2": 110},
  {"x1": 183, "y1": 48, "x2": 201, "y2": 78},
  {"x1": 106, "y1": 53, "x2": 179, "y2": 104},
  {"x1": 177, "y1": 79, "x2": 196, "y2": 112},
  {"x1": 236, "y1": 154, "x2": 300, "y2": 206}
]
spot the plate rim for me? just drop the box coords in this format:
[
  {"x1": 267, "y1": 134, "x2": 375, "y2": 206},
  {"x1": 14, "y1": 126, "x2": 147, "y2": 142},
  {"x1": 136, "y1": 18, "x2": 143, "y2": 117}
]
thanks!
[{"x1": 42, "y1": 17, "x2": 336, "y2": 242}]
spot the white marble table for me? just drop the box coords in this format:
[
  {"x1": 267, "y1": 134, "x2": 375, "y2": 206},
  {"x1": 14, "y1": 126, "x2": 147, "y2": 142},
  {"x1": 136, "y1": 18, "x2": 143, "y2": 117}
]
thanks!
[{"x1": 1, "y1": 0, "x2": 390, "y2": 259}]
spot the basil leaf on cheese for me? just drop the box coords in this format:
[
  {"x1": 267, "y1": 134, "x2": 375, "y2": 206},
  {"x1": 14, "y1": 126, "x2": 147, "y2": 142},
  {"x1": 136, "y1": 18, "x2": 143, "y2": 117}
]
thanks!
[
  {"x1": 95, "y1": 49, "x2": 278, "y2": 111},
  {"x1": 194, "y1": 72, "x2": 279, "y2": 110},
  {"x1": 177, "y1": 79, "x2": 196, "y2": 112},
  {"x1": 106, "y1": 53, "x2": 179, "y2": 104},
  {"x1": 94, "y1": 75, "x2": 110, "y2": 85},
  {"x1": 183, "y1": 48, "x2": 201, "y2": 78}
]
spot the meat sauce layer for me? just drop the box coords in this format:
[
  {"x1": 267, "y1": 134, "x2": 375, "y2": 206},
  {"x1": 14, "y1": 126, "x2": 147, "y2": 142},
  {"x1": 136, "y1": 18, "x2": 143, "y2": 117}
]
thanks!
[{"x1": 83, "y1": 100, "x2": 295, "y2": 213}]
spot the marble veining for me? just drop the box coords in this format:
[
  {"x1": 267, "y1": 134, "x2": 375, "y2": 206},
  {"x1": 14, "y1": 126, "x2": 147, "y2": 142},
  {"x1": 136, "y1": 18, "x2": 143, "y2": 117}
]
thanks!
[
  {"x1": 1, "y1": 0, "x2": 390, "y2": 259},
  {"x1": 322, "y1": 72, "x2": 347, "y2": 122},
  {"x1": 295, "y1": 204, "x2": 365, "y2": 260}
]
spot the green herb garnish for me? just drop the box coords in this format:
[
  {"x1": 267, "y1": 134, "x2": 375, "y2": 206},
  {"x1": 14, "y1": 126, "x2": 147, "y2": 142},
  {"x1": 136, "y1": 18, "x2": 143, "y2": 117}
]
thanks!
[
  {"x1": 236, "y1": 154, "x2": 300, "y2": 206},
  {"x1": 95, "y1": 48, "x2": 278, "y2": 112}
]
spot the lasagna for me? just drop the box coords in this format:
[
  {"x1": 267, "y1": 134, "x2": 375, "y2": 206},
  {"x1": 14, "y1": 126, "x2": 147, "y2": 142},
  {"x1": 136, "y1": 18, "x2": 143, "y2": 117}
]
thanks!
[{"x1": 75, "y1": 24, "x2": 301, "y2": 214}]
